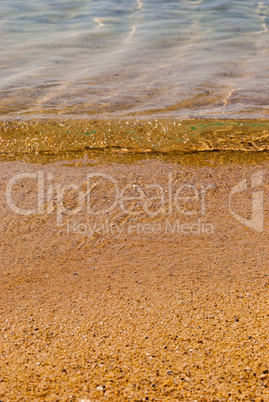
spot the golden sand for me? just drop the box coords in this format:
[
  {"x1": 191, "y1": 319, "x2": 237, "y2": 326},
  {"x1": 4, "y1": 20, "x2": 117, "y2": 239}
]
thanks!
[{"x1": 1, "y1": 158, "x2": 269, "y2": 401}]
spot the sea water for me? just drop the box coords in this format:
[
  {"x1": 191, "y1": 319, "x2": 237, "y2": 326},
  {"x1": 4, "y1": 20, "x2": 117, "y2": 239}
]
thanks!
[{"x1": 1, "y1": 0, "x2": 269, "y2": 119}]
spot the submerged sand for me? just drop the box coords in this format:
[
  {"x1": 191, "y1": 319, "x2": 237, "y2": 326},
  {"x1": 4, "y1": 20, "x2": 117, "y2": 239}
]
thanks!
[{"x1": 1, "y1": 158, "x2": 269, "y2": 401}]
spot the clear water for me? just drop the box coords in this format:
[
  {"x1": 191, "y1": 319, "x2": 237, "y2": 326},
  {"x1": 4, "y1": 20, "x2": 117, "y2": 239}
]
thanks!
[{"x1": 1, "y1": 0, "x2": 269, "y2": 119}]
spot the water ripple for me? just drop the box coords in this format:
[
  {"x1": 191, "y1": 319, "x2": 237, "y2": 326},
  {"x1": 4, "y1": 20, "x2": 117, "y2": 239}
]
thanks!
[{"x1": 0, "y1": 0, "x2": 269, "y2": 119}]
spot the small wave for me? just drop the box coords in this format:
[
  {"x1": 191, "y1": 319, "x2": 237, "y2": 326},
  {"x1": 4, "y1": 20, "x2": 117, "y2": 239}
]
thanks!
[{"x1": 1, "y1": 118, "x2": 269, "y2": 163}]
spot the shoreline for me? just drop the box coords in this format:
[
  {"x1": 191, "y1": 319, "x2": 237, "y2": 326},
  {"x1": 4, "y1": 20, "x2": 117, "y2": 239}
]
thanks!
[{"x1": 1, "y1": 118, "x2": 269, "y2": 164}]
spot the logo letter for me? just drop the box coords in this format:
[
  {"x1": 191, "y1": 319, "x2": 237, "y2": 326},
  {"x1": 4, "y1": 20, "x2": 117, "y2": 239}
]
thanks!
[{"x1": 229, "y1": 171, "x2": 263, "y2": 233}]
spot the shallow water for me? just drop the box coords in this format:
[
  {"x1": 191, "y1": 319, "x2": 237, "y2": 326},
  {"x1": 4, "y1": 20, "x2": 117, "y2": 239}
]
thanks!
[
  {"x1": 1, "y1": 119, "x2": 269, "y2": 164},
  {"x1": 1, "y1": 0, "x2": 269, "y2": 119}
]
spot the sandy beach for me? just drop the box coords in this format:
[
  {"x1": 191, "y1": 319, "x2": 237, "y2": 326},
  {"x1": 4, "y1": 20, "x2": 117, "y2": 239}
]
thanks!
[
  {"x1": 1, "y1": 158, "x2": 269, "y2": 401},
  {"x1": 2, "y1": 0, "x2": 269, "y2": 398}
]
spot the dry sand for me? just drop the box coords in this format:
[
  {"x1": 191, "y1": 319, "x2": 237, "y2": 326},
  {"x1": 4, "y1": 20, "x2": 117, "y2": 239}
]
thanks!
[{"x1": 1, "y1": 158, "x2": 269, "y2": 401}]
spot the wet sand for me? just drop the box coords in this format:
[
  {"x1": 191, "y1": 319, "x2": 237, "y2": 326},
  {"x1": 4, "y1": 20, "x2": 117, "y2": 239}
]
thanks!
[{"x1": 1, "y1": 158, "x2": 269, "y2": 401}]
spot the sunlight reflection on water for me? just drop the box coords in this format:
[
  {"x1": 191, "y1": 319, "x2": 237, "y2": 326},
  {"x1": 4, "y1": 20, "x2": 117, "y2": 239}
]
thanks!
[{"x1": 0, "y1": 0, "x2": 269, "y2": 118}]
